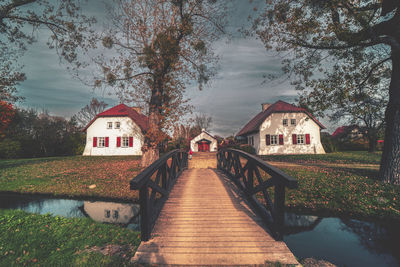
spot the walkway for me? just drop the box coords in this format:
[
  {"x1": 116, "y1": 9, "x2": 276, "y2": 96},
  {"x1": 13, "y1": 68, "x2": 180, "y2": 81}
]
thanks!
[{"x1": 132, "y1": 167, "x2": 299, "y2": 265}]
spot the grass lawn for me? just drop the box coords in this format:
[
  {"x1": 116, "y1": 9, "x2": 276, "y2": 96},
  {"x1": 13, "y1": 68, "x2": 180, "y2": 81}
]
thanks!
[
  {"x1": 0, "y1": 209, "x2": 140, "y2": 266},
  {"x1": 261, "y1": 151, "x2": 382, "y2": 165},
  {"x1": 261, "y1": 152, "x2": 400, "y2": 221},
  {"x1": 0, "y1": 156, "x2": 143, "y2": 201}
]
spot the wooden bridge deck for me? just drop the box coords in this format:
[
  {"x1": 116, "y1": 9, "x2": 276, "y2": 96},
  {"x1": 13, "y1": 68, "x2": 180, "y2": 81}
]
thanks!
[{"x1": 132, "y1": 168, "x2": 299, "y2": 265}]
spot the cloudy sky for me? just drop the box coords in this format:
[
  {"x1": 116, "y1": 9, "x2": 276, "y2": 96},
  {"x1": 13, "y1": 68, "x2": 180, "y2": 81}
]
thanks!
[{"x1": 15, "y1": 0, "x2": 332, "y2": 136}]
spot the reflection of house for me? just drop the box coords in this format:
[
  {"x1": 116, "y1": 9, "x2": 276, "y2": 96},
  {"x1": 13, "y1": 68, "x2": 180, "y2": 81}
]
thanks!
[
  {"x1": 82, "y1": 104, "x2": 149, "y2": 156},
  {"x1": 237, "y1": 100, "x2": 326, "y2": 155},
  {"x1": 83, "y1": 201, "x2": 139, "y2": 224},
  {"x1": 190, "y1": 129, "x2": 218, "y2": 152}
]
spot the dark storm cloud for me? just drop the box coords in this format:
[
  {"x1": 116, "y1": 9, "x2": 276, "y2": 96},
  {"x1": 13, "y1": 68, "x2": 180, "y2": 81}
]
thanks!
[{"x1": 14, "y1": 0, "x2": 332, "y2": 135}]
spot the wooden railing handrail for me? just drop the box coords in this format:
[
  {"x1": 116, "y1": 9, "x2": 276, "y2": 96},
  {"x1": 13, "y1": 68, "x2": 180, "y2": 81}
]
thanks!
[
  {"x1": 217, "y1": 148, "x2": 298, "y2": 240},
  {"x1": 130, "y1": 149, "x2": 188, "y2": 241},
  {"x1": 130, "y1": 149, "x2": 181, "y2": 190},
  {"x1": 223, "y1": 149, "x2": 298, "y2": 188}
]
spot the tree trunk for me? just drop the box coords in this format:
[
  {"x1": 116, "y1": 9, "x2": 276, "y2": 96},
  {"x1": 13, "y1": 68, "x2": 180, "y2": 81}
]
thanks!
[
  {"x1": 367, "y1": 131, "x2": 377, "y2": 153},
  {"x1": 140, "y1": 109, "x2": 160, "y2": 168},
  {"x1": 379, "y1": 51, "x2": 400, "y2": 184}
]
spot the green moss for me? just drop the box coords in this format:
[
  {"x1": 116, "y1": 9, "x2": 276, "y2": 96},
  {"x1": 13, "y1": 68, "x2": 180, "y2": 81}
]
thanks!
[{"x1": 0, "y1": 209, "x2": 140, "y2": 266}]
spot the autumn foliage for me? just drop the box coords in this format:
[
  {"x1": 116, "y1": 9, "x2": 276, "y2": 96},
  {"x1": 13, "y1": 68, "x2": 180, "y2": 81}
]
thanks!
[{"x1": 0, "y1": 101, "x2": 15, "y2": 135}]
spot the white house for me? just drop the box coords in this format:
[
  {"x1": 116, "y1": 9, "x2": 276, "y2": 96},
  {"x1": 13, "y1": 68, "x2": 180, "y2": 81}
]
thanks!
[
  {"x1": 237, "y1": 100, "x2": 326, "y2": 155},
  {"x1": 82, "y1": 103, "x2": 149, "y2": 156},
  {"x1": 190, "y1": 129, "x2": 218, "y2": 152}
]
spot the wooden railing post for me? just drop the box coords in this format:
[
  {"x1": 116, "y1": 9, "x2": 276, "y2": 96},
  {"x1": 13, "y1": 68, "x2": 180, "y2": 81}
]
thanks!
[
  {"x1": 130, "y1": 149, "x2": 188, "y2": 242},
  {"x1": 139, "y1": 185, "x2": 150, "y2": 241},
  {"x1": 217, "y1": 148, "x2": 297, "y2": 241},
  {"x1": 273, "y1": 183, "x2": 285, "y2": 240}
]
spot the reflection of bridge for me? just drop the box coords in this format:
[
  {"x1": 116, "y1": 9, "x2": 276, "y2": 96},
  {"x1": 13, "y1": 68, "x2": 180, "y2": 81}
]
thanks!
[{"x1": 130, "y1": 150, "x2": 299, "y2": 265}]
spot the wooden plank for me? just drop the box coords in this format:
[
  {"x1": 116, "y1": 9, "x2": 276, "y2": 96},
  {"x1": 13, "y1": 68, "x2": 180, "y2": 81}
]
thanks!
[{"x1": 132, "y1": 168, "x2": 299, "y2": 266}]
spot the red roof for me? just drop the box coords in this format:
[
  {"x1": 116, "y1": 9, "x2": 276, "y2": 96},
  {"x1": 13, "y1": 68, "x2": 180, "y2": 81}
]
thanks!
[
  {"x1": 237, "y1": 100, "x2": 325, "y2": 136},
  {"x1": 83, "y1": 103, "x2": 149, "y2": 132}
]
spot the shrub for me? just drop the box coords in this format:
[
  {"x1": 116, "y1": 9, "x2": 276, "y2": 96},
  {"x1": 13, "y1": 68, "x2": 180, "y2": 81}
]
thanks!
[
  {"x1": 321, "y1": 134, "x2": 338, "y2": 153},
  {"x1": 0, "y1": 138, "x2": 21, "y2": 158}
]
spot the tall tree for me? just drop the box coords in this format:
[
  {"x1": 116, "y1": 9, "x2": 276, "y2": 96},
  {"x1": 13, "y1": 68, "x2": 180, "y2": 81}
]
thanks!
[
  {"x1": 299, "y1": 50, "x2": 389, "y2": 152},
  {"x1": 253, "y1": 0, "x2": 400, "y2": 184},
  {"x1": 73, "y1": 98, "x2": 108, "y2": 127},
  {"x1": 92, "y1": 0, "x2": 226, "y2": 166},
  {"x1": 0, "y1": 0, "x2": 95, "y2": 103}
]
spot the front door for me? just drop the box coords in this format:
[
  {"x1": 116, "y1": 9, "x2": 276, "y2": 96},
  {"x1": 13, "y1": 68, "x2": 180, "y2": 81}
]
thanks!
[{"x1": 204, "y1": 142, "x2": 210, "y2": 152}]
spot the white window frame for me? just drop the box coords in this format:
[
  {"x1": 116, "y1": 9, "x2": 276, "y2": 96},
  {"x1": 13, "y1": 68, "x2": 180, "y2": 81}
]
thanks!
[
  {"x1": 98, "y1": 137, "x2": 105, "y2": 147},
  {"x1": 297, "y1": 134, "x2": 305, "y2": 145},
  {"x1": 107, "y1": 122, "x2": 112, "y2": 129},
  {"x1": 122, "y1": 136, "x2": 129, "y2": 147},
  {"x1": 283, "y1": 119, "x2": 288, "y2": 126},
  {"x1": 270, "y1": 135, "x2": 278, "y2": 145},
  {"x1": 115, "y1": 122, "x2": 120, "y2": 129},
  {"x1": 248, "y1": 136, "x2": 254, "y2": 146},
  {"x1": 291, "y1": 119, "x2": 296, "y2": 126}
]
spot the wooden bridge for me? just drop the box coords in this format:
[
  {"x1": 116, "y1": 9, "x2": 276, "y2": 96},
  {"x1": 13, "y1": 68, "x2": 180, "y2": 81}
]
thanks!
[{"x1": 130, "y1": 150, "x2": 299, "y2": 265}]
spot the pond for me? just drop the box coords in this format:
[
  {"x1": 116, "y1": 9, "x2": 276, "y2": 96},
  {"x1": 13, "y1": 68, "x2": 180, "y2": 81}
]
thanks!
[
  {"x1": 0, "y1": 194, "x2": 140, "y2": 231},
  {"x1": 1, "y1": 194, "x2": 399, "y2": 266}
]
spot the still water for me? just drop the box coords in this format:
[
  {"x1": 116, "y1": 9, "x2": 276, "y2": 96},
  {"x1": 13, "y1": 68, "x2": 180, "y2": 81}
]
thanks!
[
  {"x1": 1, "y1": 194, "x2": 399, "y2": 266},
  {"x1": 0, "y1": 194, "x2": 140, "y2": 231}
]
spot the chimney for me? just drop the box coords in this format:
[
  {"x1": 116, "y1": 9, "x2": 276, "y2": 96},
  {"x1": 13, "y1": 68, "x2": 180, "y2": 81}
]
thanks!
[
  {"x1": 131, "y1": 107, "x2": 141, "y2": 114},
  {"x1": 261, "y1": 103, "x2": 271, "y2": 111}
]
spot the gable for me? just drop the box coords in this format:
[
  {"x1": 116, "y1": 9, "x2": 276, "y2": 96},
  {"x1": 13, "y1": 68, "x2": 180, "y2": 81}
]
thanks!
[
  {"x1": 237, "y1": 100, "x2": 325, "y2": 136},
  {"x1": 83, "y1": 104, "x2": 149, "y2": 133}
]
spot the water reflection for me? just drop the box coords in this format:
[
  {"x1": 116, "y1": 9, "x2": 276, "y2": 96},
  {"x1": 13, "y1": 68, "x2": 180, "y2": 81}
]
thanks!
[
  {"x1": 283, "y1": 213, "x2": 400, "y2": 267},
  {"x1": 82, "y1": 201, "x2": 140, "y2": 230},
  {"x1": 0, "y1": 194, "x2": 140, "y2": 230}
]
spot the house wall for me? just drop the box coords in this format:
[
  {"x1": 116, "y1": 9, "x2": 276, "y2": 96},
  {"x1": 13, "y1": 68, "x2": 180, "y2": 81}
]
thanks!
[
  {"x1": 190, "y1": 131, "x2": 218, "y2": 152},
  {"x1": 83, "y1": 117, "x2": 144, "y2": 156},
  {"x1": 247, "y1": 132, "x2": 260, "y2": 153},
  {"x1": 258, "y1": 112, "x2": 325, "y2": 155}
]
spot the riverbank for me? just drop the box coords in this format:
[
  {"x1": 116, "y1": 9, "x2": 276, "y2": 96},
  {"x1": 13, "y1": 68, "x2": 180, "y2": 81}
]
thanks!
[
  {"x1": 0, "y1": 156, "x2": 142, "y2": 201},
  {"x1": 0, "y1": 209, "x2": 140, "y2": 266}
]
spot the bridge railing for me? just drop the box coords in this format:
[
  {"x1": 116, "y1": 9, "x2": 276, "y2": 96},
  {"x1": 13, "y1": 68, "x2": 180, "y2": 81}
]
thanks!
[
  {"x1": 130, "y1": 149, "x2": 188, "y2": 241},
  {"x1": 217, "y1": 148, "x2": 298, "y2": 240}
]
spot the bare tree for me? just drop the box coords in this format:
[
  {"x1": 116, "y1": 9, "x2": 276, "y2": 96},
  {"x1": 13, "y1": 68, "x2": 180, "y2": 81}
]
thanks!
[
  {"x1": 73, "y1": 98, "x2": 108, "y2": 127},
  {"x1": 194, "y1": 113, "x2": 212, "y2": 131},
  {"x1": 90, "y1": 0, "x2": 227, "y2": 166}
]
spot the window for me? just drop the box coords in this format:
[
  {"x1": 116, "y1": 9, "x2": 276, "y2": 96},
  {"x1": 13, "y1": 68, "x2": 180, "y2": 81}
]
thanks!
[
  {"x1": 270, "y1": 135, "x2": 278, "y2": 145},
  {"x1": 107, "y1": 122, "x2": 112, "y2": 129},
  {"x1": 104, "y1": 210, "x2": 110, "y2": 218},
  {"x1": 297, "y1": 134, "x2": 305, "y2": 145},
  {"x1": 98, "y1": 137, "x2": 105, "y2": 147},
  {"x1": 283, "y1": 119, "x2": 288, "y2": 126},
  {"x1": 122, "y1": 137, "x2": 129, "y2": 147},
  {"x1": 291, "y1": 119, "x2": 296, "y2": 126},
  {"x1": 113, "y1": 210, "x2": 119, "y2": 219},
  {"x1": 248, "y1": 136, "x2": 254, "y2": 146},
  {"x1": 115, "y1": 122, "x2": 120, "y2": 129}
]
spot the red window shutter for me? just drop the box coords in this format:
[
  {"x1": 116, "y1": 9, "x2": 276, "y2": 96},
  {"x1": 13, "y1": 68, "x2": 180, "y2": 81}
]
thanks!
[
  {"x1": 306, "y1": 134, "x2": 310, "y2": 144},
  {"x1": 117, "y1": 137, "x2": 121, "y2": 147},
  {"x1": 129, "y1": 137, "x2": 133, "y2": 147},
  {"x1": 266, "y1": 135, "x2": 270, "y2": 146},
  {"x1": 292, "y1": 134, "x2": 297, "y2": 145},
  {"x1": 105, "y1": 137, "x2": 109, "y2": 147},
  {"x1": 279, "y1": 134, "x2": 284, "y2": 145},
  {"x1": 93, "y1": 137, "x2": 97, "y2": 147}
]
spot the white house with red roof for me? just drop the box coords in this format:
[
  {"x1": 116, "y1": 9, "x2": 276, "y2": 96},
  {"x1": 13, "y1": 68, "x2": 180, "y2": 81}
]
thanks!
[
  {"x1": 237, "y1": 100, "x2": 326, "y2": 155},
  {"x1": 82, "y1": 104, "x2": 149, "y2": 156},
  {"x1": 190, "y1": 129, "x2": 218, "y2": 152}
]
